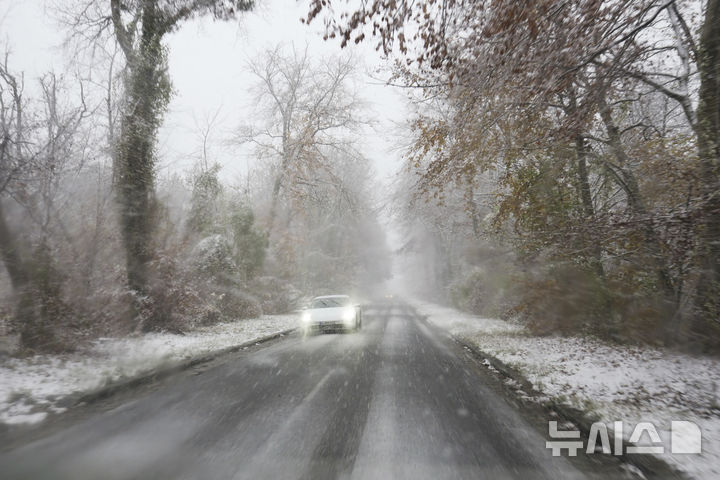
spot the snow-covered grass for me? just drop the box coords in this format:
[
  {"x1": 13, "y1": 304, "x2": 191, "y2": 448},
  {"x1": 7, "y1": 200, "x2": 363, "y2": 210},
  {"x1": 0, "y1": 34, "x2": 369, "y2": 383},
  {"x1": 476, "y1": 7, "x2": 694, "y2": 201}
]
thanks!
[
  {"x1": 0, "y1": 314, "x2": 298, "y2": 426},
  {"x1": 411, "y1": 299, "x2": 720, "y2": 480}
]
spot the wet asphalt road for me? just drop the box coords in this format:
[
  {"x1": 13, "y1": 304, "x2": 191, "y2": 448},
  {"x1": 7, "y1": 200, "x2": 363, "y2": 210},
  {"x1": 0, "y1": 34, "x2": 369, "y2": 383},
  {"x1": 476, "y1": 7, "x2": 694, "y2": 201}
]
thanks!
[{"x1": 0, "y1": 303, "x2": 627, "y2": 480}]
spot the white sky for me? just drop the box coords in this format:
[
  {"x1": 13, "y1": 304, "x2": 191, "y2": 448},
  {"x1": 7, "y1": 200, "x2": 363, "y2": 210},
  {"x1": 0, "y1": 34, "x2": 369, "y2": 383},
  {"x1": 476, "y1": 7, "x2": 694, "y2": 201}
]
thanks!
[{"x1": 0, "y1": 0, "x2": 410, "y2": 185}]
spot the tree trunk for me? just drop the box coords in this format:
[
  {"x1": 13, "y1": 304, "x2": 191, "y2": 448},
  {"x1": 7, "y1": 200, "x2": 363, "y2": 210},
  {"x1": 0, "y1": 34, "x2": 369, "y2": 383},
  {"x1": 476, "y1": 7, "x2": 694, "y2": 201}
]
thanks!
[
  {"x1": 117, "y1": 71, "x2": 157, "y2": 299},
  {"x1": 267, "y1": 170, "x2": 284, "y2": 236},
  {"x1": 18, "y1": 241, "x2": 66, "y2": 352},
  {"x1": 575, "y1": 134, "x2": 595, "y2": 218},
  {"x1": 693, "y1": 0, "x2": 720, "y2": 343},
  {"x1": 267, "y1": 127, "x2": 297, "y2": 236},
  {"x1": 564, "y1": 88, "x2": 605, "y2": 279},
  {"x1": 599, "y1": 102, "x2": 678, "y2": 341},
  {"x1": 114, "y1": 5, "x2": 167, "y2": 329},
  {"x1": 0, "y1": 200, "x2": 28, "y2": 290},
  {"x1": 0, "y1": 201, "x2": 66, "y2": 351},
  {"x1": 574, "y1": 134, "x2": 605, "y2": 279}
]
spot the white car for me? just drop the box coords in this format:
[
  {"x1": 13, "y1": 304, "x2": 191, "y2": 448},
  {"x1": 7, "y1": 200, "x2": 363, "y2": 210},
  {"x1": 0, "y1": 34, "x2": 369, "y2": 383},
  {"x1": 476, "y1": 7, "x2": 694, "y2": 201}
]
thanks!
[{"x1": 301, "y1": 295, "x2": 362, "y2": 334}]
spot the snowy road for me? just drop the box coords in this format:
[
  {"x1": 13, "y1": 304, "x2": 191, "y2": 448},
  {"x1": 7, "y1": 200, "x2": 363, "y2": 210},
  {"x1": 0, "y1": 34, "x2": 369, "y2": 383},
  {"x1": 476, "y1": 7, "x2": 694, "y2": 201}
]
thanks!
[{"x1": 0, "y1": 303, "x2": 633, "y2": 479}]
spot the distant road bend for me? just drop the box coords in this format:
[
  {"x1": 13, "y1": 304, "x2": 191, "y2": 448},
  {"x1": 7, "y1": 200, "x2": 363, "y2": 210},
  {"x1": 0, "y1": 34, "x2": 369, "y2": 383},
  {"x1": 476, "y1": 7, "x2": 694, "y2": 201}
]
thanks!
[{"x1": 1, "y1": 302, "x2": 634, "y2": 480}]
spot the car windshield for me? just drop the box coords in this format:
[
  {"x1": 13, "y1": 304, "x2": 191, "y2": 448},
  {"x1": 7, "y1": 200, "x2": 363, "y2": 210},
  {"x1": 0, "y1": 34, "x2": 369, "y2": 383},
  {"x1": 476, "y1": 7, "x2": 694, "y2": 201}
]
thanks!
[
  {"x1": 311, "y1": 297, "x2": 350, "y2": 308},
  {"x1": 6, "y1": 2, "x2": 715, "y2": 479}
]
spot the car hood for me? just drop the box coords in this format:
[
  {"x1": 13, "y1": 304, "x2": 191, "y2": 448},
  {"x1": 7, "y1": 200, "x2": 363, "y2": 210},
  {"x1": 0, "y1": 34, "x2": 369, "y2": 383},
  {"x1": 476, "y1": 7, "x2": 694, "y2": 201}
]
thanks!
[{"x1": 307, "y1": 307, "x2": 349, "y2": 322}]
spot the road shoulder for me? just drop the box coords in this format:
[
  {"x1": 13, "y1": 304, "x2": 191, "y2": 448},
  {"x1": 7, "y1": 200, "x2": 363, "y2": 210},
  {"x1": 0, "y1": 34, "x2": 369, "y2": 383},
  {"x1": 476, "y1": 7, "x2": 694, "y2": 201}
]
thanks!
[
  {"x1": 409, "y1": 299, "x2": 700, "y2": 480},
  {"x1": 0, "y1": 324, "x2": 297, "y2": 452}
]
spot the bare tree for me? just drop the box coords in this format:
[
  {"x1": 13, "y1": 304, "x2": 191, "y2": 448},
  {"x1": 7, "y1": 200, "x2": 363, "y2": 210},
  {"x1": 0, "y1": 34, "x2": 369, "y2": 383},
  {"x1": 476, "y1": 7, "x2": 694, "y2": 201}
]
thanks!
[
  {"x1": 191, "y1": 106, "x2": 224, "y2": 172},
  {"x1": 238, "y1": 44, "x2": 368, "y2": 235},
  {"x1": 0, "y1": 52, "x2": 28, "y2": 292},
  {"x1": 0, "y1": 52, "x2": 90, "y2": 350}
]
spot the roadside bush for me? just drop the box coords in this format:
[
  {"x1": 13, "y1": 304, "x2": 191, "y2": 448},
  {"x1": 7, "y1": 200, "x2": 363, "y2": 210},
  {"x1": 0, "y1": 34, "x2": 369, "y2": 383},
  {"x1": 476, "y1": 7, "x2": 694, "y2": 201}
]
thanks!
[
  {"x1": 251, "y1": 276, "x2": 302, "y2": 314},
  {"x1": 502, "y1": 260, "x2": 685, "y2": 345},
  {"x1": 197, "y1": 303, "x2": 222, "y2": 326},
  {"x1": 449, "y1": 268, "x2": 515, "y2": 318},
  {"x1": 216, "y1": 287, "x2": 263, "y2": 320},
  {"x1": 449, "y1": 269, "x2": 488, "y2": 314},
  {"x1": 515, "y1": 264, "x2": 611, "y2": 337}
]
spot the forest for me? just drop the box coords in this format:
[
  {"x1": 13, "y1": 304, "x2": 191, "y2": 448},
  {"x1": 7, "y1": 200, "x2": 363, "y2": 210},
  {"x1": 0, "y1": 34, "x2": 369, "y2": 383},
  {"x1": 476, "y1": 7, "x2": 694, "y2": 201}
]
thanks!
[
  {"x1": 0, "y1": 0, "x2": 719, "y2": 355},
  {"x1": 305, "y1": 0, "x2": 720, "y2": 350},
  {"x1": 0, "y1": 0, "x2": 391, "y2": 353}
]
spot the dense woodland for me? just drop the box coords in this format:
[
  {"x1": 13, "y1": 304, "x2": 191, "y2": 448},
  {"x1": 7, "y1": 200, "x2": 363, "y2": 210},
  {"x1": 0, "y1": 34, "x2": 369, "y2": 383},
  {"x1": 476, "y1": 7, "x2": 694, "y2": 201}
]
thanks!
[
  {"x1": 0, "y1": 0, "x2": 391, "y2": 353},
  {"x1": 306, "y1": 0, "x2": 720, "y2": 350},
  {"x1": 1, "y1": 0, "x2": 719, "y2": 354}
]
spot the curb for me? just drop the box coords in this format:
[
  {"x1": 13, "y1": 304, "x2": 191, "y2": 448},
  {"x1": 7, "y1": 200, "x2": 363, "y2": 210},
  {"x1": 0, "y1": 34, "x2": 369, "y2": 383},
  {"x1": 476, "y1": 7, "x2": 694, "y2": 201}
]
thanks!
[{"x1": 65, "y1": 327, "x2": 297, "y2": 408}]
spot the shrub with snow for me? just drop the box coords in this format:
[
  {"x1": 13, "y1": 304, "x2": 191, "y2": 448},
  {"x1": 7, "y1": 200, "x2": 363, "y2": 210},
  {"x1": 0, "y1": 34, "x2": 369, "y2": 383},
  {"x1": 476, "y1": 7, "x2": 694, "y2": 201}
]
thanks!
[{"x1": 190, "y1": 234, "x2": 237, "y2": 281}]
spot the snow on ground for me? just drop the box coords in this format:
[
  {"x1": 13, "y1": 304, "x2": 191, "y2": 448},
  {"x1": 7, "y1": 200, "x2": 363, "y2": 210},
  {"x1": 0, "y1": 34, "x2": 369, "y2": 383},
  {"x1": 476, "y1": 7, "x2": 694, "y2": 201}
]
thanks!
[
  {"x1": 0, "y1": 314, "x2": 298, "y2": 426},
  {"x1": 411, "y1": 299, "x2": 720, "y2": 480}
]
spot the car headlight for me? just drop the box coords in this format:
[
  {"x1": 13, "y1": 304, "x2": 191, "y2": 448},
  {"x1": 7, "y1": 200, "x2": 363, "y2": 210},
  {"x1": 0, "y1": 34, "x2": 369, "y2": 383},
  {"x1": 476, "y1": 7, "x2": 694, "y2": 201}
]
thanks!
[
  {"x1": 342, "y1": 307, "x2": 355, "y2": 323},
  {"x1": 302, "y1": 311, "x2": 312, "y2": 323}
]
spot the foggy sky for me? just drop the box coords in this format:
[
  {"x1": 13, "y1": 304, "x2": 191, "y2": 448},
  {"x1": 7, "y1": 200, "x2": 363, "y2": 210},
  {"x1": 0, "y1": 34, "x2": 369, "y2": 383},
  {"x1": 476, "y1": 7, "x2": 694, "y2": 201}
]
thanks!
[{"x1": 0, "y1": 0, "x2": 409, "y2": 184}]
